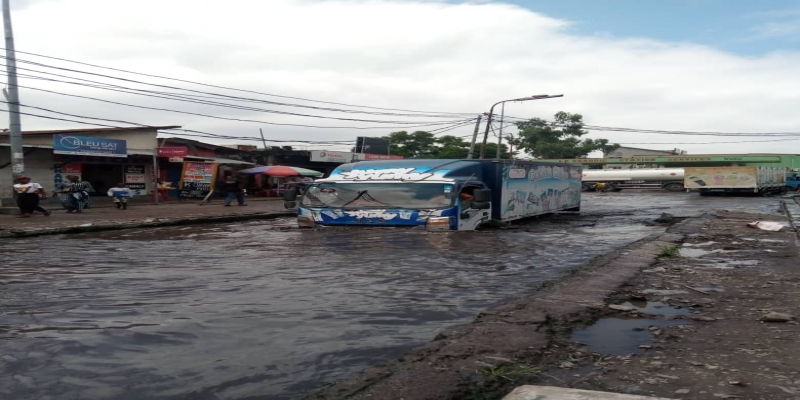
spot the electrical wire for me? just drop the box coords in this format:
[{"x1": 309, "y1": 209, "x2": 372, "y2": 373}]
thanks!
[
  {"x1": 5, "y1": 65, "x2": 469, "y2": 125},
  {"x1": 0, "y1": 50, "x2": 477, "y2": 117}
]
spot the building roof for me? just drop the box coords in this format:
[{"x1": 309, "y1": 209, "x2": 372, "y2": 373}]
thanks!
[
  {"x1": 0, "y1": 126, "x2": 182, "y2": 136},
  {"x1": 159, "y1": 137, "x2": 253, "y2": 154}
]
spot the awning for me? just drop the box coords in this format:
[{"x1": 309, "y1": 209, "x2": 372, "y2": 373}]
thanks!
[{"x1": 182, "y1": 155, "x2": 255, "y2": 165}]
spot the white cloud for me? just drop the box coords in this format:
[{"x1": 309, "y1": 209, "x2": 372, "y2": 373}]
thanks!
[{"x1": 2, "y1": 0, "x2": 800, "y2": 155}]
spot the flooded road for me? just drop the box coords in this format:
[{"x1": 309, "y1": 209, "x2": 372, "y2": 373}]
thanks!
[{"x1": 0, "y1": 192, "x2": 786, "y2": 400}]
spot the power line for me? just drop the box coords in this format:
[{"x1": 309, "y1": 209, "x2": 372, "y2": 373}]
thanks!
[
  {"x1": 5, "y1": 64, "x2": 469, "y2": 126},
  {"x1": 0, "y1": 49, "x2": 476, "y2": 117},
  {"x1": 11, "y1": 82, "x2": 475, "y2": 130}
]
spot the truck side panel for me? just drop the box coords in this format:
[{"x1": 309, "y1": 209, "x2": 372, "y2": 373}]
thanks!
[
  {"x1": 493, "y1": 162, "x2": 582, "y2": 222},
  {"x1": 684, "y1": 166, "x2": 759, "y2": 189}
]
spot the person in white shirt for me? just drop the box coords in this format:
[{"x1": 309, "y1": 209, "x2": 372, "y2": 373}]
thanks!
[
  {"x1": 107, "y1": 183, "x2": 132, "y2": 210},
  {"x1": 13, "y1": 176, "x2": 51, "y2": 218}
]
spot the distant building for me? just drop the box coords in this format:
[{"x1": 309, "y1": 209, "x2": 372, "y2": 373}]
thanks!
[{"x1": 602, "y1": 146, "x2": 686, "y2": 169}]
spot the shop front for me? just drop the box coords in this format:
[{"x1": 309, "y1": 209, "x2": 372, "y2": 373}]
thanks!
[{"x1": 1, "y1": 126, "x2": 178, "y2": 201}]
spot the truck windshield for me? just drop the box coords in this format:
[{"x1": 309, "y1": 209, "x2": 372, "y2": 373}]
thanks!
[{"x1": 301, "y1": 182, "x2": 454, "y2": 209}]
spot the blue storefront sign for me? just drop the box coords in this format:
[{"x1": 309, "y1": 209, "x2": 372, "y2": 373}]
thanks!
[{"x1": 52, "y1": 134, "x2": 128, "y2": 158}]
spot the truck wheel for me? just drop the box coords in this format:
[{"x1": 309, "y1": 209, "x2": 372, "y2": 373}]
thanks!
[
  {"x1": 663, "y1": 183, "x2": 685, "y2": 192},
  {"x1": 581, "y1": 183, "x2": 594, "y2": 192},
  {"x1": 606, "y1": 183, "x2": 622, "y2": 192}
]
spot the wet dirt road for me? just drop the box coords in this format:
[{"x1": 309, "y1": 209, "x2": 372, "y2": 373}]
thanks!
[{"x1": 0, "y1": 192, "x2": 787, "y2": 400}]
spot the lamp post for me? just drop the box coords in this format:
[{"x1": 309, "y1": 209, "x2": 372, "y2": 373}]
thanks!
[{"x1": 478, "y1": 94, "x2": 563, "y2": 159}]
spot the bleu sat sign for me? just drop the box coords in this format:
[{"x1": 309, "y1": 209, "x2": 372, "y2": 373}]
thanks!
[{"x1": 53, "y1": 134, "x2": 128, "y2": 158}]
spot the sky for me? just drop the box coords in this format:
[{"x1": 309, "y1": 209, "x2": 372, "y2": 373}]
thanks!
[{"x1": 2, "y1": 0, "x2": 800, "y2": 156}]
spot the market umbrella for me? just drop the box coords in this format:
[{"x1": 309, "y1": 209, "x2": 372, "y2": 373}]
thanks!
[{"x1": 239, "y1": 165, "x2": 324, "y2": 177}]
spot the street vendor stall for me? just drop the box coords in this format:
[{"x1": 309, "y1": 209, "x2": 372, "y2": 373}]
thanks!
[{"x1": 239, "y1": 165, "x2": 323, "y2": 197}]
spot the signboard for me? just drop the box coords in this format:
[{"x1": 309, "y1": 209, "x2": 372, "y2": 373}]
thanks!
[
  {"x1": 158, "y1": 147, "x2": 189, "y2": 157},
  {"x1": 125, "y1": 174, "x2": 146, "y2": 183},
  {"x1": 169, "y1": 157, "x2": 185, "y2": 162},
  {"x1": 124, "y1": 165, "x2": 145, "y2": 174},
  {"x1": 353, "y1": 153, "x2": 405, "y2": 161},
  {"x1": 310, "y1": 150, "x2": 353, "y2": 163},
  {"x1": 541, "y1": 155, "x2": 784, "y2": 164},
  {"x1": 180, "y1": 162, "x2": 217, "y2": 198},
  {"x1": 53, "y1": 134, "x2": 127, "y2": 158},
  {"x1": 125, "y1": 183, "x2": 146, "y2": 190},
  {"x1": 62, "y1": 163, "x2": 83, "y2": 174}
]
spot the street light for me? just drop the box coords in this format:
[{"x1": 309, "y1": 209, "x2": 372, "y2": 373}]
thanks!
[{"x1": 478, "y1": 94, "x2": 563, "y2": 159}]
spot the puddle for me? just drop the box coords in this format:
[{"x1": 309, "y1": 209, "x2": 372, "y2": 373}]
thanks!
[
  {"x1": 691, "y1": 283, "x2": 725, "y2": 293},
  {"x1": 642, "y1": 289, "x2": 689, "y2": 295},
  {"x1": 572, "y1": 318, "x2": 683, "y2": 355},
  {"x1": 683, "y1": 241, "x2": 717, "y2": 247},
  {"x1": 620, "y1": 301, "x2": 690, "y2": 316},
  {"x1": 699, "y1": 259, "x2": 760, "y2": 269},
  {"x1": 680, "y1": 247, "x2": 725, "y2": 258}
]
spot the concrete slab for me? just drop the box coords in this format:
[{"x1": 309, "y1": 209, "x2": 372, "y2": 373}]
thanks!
[{"x1": 503, "y1": 385, "x2": 674, "y2": 400}]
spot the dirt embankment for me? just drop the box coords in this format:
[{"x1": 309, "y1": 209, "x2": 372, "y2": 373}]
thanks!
[
  {"x1": 305, "y1": 211, "x2": 799, "y2": 400},
  {"x1": 535, "y1": 211, "x2": 800, "y2": 400}
]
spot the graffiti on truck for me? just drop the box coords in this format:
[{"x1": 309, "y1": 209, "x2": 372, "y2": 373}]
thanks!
[{"x1": 501, "y1": 164, "x2": 582, "y2": 220}]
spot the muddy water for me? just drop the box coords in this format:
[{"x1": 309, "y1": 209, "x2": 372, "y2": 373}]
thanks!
[{"x1": 0, "y1": 192, "x2": 785, "y2": 399}]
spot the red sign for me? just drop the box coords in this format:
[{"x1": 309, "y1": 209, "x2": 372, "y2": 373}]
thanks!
[
  {"x1": 363, "y1": 154, "x2": 404, "y2": 160},
  {"x1": 158, "y1": 147, "x2": 189, "y2": 157},
  {"x1": 62, "y1": 163, "x2": 82, "y2": 173}
]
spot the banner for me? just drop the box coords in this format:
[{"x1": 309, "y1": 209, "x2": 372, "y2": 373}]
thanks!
[
  {"x1": 53, "y1": 134, "x2": 127, "y2": 158},
  {"x1": 353, "y1": 153, "x2": 404, "y2": 161},
  {"x1": 180, "y1": 162, "x2": 218, "y2": 198},
  {"x1": 310, "y1": 150, "x2": 353, "y2": 163},
  {"x1": 158, "y1": 147, "x2": 189, "y2": 157}
]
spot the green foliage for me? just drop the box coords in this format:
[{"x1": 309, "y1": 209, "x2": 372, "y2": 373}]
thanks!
[
  {"x1": 382, "y1": 131, "x2": 510, "y2": 159},
  {"x1": 658, "y1": 244, "x2": 681, "y2": 258},
  {"x1": 474, "y1": 364, "x2": 547, "y2": 382},
  {"x1": 515, "y1": 111, "x2": 620, "y2": 159}
]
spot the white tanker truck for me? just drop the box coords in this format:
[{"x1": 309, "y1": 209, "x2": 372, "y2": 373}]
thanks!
[{"x1": 581, "y1": 168, "x2": 685, "y2": 192}]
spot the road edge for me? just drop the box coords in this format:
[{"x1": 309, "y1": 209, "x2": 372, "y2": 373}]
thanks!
[{"x1": 0, "y1": 211, "x2": 298, "y2": 238}]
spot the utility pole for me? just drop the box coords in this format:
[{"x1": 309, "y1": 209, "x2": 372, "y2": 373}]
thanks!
[
  {"x1": 479, "y1": 94, "x2": 564, "y2": 159},
  {"x1": 495, "y1": 103, "x2": 505, "y2": 159},
  {"x1": 3, "y1": 0, "x2": 23, "y2": 180},
  {"x1": 466, "y1": 114, "x2": 483, "y2": 159},
  {"x1": 259, "y1": 128, "x2": 268, "y2": 150}
]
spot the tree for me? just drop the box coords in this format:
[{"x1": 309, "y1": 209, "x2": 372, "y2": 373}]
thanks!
[
  {"x1": 381, "y1": 132, "x2": 511, "y2": 159},
  {"x1": 384, "y1": 131, "x2": 437, "y2": 158},
  {"x1": 514, "y1": 111, "x2": 619, "y2": 159}
]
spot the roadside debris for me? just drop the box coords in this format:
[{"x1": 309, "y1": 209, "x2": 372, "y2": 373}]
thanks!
[
  {"x1": 746, "y1": 221, "x2": 786, "y2": 231},
  {"x1": 759, "y1": 311, "x2": 795, "y2": 322}
]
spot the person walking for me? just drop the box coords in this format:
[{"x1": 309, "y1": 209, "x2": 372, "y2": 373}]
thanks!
[
  {"x1": 13, "y1": 176, "x2": 51, "y2": 218},
  {"x1": 222, "y1": 171, "x2": 246, "y2": 206},
  {"x1": 107, "y1": 183, "x2": 132, "y2": 210},
  {"x1": 65, "y1": 175, "x2": 91, "y2": 213}
]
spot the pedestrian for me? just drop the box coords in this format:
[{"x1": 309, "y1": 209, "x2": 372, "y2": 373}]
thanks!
[
  {"x1": 594, "y1": 182, "x2": 607, "y2": 192},
  {"x1": 65, "y1": 175, "x2": 91, "y2": 213},
  {"x1": 13, "y1": 176, "x2": 51, "y2": 218},
  {"x1": 222, "y1": 171, "x2": 246, "y2": 206},
  {"x1": 107, "y1": 183, "x2": 132, "y2": 210},
  {"x1": 55, "y1": 175, "x2": 74, "y2": 210}
]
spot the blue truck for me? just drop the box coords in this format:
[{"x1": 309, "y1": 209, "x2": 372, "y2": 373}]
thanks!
[
  {"x1": 282, "y1": 159, "x2": 582, "y2": 231},
  {"x1": 787, "y1": 172, "x2": 800, "y2": 191}
]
